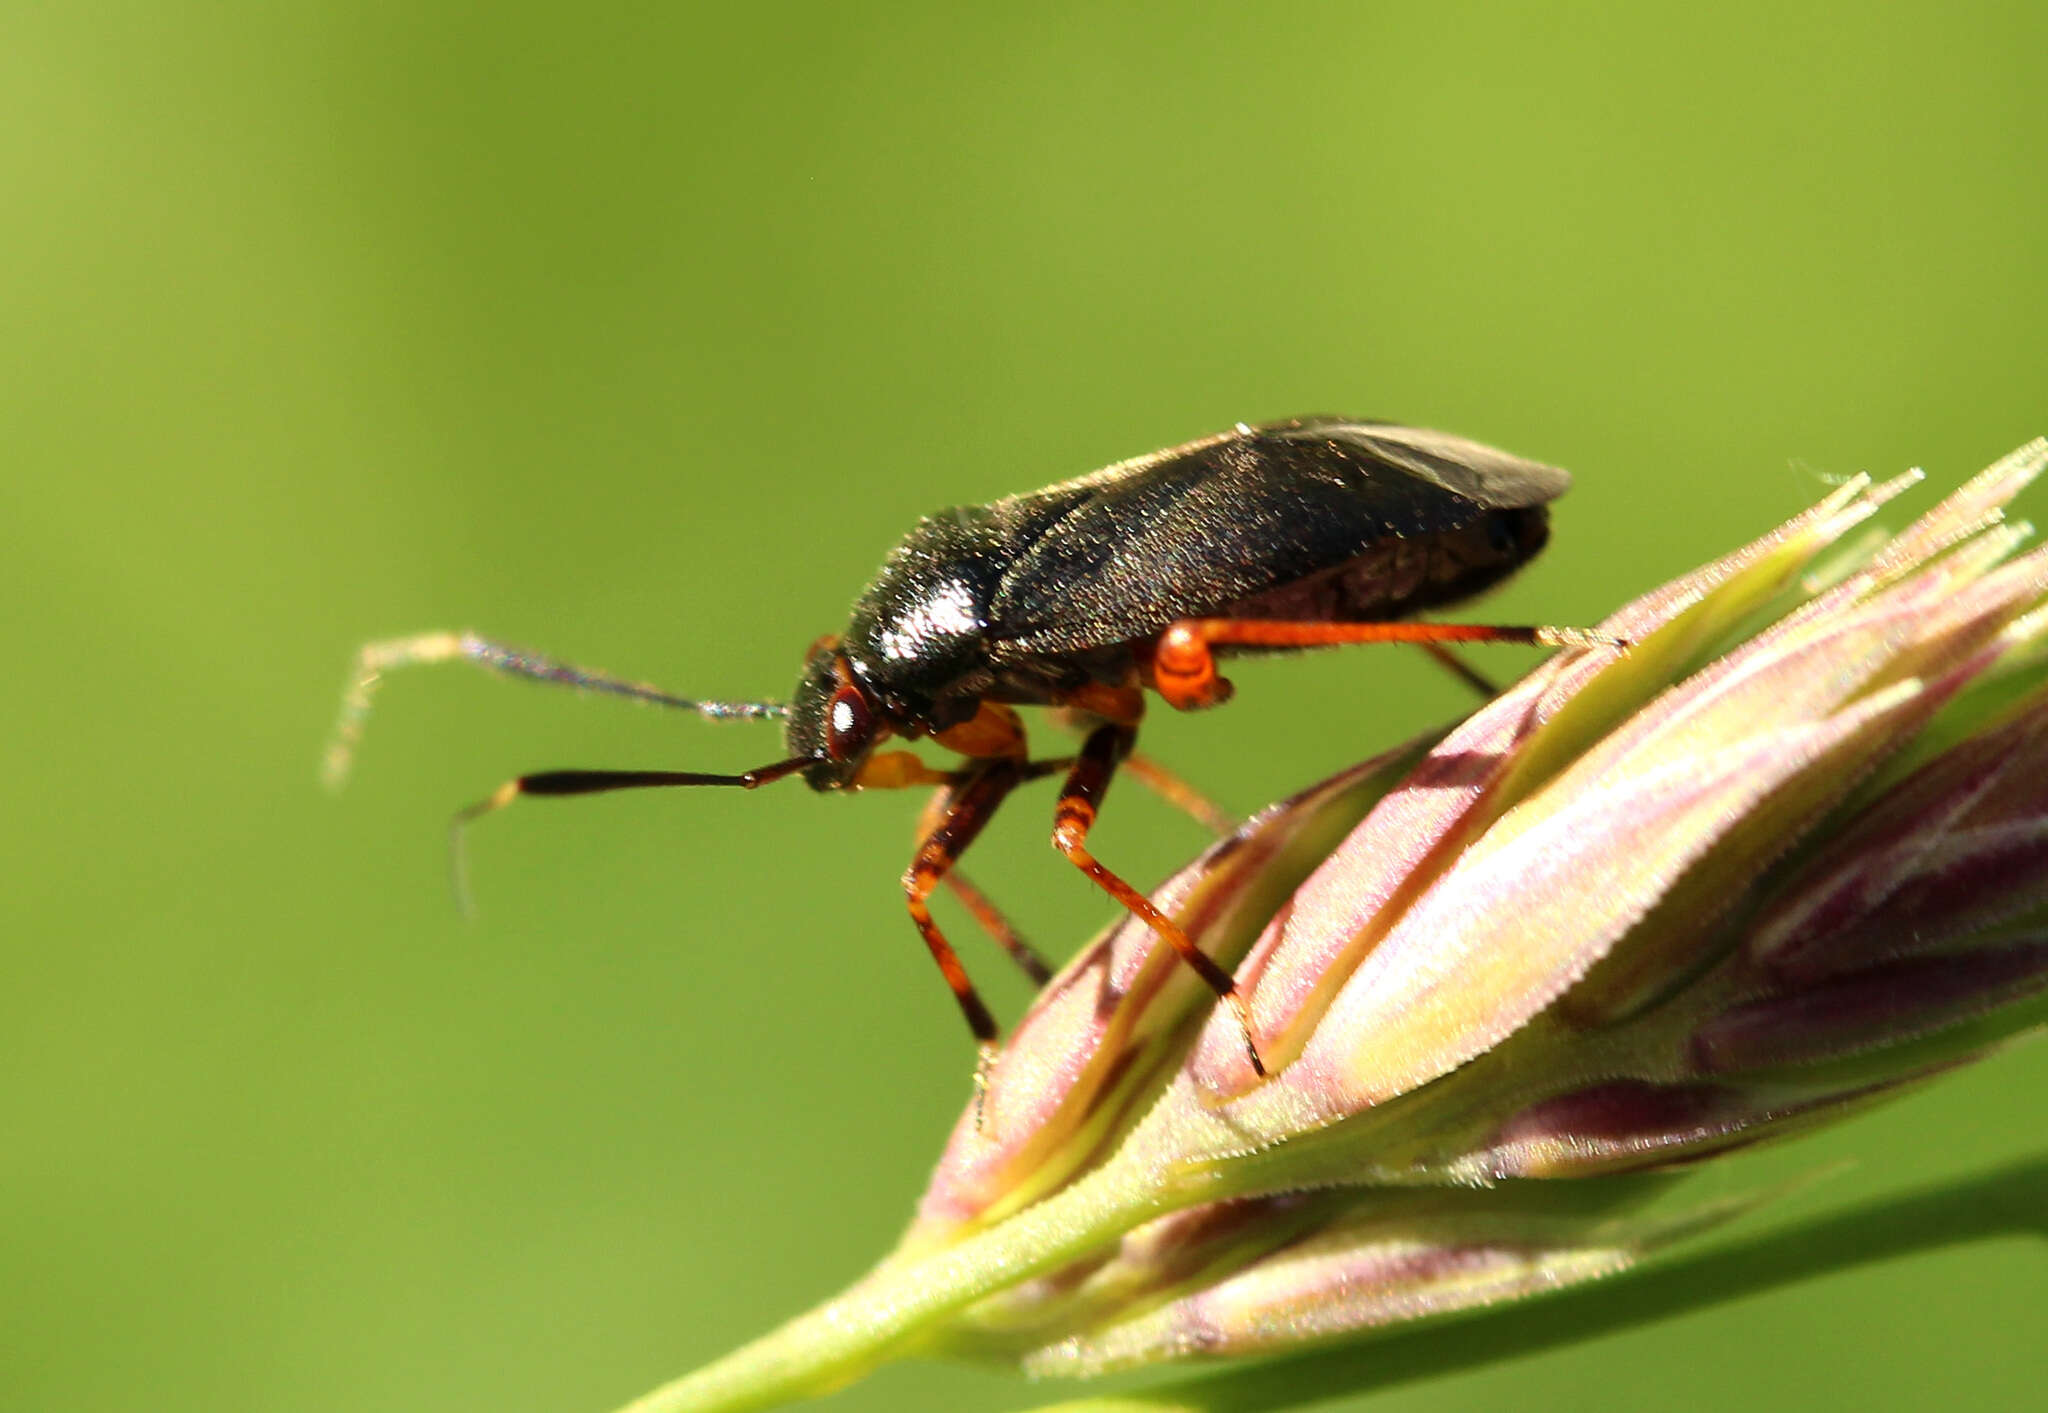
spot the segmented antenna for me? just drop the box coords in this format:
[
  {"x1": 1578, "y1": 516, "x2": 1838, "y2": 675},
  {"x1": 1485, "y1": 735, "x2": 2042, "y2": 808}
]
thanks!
[{"x1": 322, "y1": 630, "x2": 786, "y2": 790}]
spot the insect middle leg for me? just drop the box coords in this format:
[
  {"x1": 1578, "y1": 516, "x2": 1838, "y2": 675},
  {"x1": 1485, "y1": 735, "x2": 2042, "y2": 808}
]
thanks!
[
  {"x1": 1045, "y1": 682, "x2": 1237, "y2": 838},
  {"x1": 1052, "y1": 723, "x2": 1266, "y2": 1076},
  {"x1": 1046, "y1": 707, "x2": 1236, "y2": 837}
]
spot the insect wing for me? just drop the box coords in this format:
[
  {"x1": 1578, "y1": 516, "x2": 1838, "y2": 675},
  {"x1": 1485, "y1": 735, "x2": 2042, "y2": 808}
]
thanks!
[{"x1": 986, "y1": 419, "x2": 1569, "y2": 658}]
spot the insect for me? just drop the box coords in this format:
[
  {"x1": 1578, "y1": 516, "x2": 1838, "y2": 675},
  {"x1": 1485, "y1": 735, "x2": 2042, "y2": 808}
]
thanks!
[{"x1": 326, "y1": 416, "x2": 1611, "y2": 1095}]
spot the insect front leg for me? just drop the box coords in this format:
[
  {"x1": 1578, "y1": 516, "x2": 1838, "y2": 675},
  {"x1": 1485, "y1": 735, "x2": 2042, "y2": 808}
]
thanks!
[
  {"x1": 913, "y1": 781, "x2": 1052, "y2": 986},
  {"x1": 903, "y1": 759, "x2": 1029, "y2": 1115},
  {"x1": 913, "y1": 700, "x2": 1056, "y2": 984},
  {"x1": 1051, "y1": 724, "x2": 1265, "y2": 1076}
]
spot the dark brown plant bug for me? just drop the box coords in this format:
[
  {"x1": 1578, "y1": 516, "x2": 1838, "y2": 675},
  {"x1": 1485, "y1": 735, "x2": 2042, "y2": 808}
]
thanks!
[{"x1": 326, "y1": 416, "x2": 1615, "y2": 1099}]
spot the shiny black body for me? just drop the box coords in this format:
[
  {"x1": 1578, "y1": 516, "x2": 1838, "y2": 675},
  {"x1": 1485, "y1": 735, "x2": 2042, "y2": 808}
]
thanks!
[
  {"x1": 328, "y1": 413, "x2": 1581, "y2": 1082},
  {"x1": 786, "y1": 417, "x2": 1570, "y2": 786}
]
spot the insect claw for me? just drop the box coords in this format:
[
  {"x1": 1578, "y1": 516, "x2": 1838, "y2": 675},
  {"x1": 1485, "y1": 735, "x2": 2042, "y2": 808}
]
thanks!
[
  {"x1": 1224, "y1": 990, "x2": 1266, "y2": 1077},
  {"x1": 1536, "y1": 626, "x2": 1631, "y2": 651},
  {"x1": 972, "y1": 1041, "x2": 1002, "y2": 1134}
]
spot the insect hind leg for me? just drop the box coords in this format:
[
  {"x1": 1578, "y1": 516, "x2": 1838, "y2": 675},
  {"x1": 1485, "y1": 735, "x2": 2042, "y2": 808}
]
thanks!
[
  {"x1": 1417, "y1": 641, "x2": 1502, "y2": 699},
  {"x1": 1147, "y1": 617, "x2": 1623, "y2": 712},
  {"x1": 323, "y1": 630, "x2": 786, "y2": 790}
]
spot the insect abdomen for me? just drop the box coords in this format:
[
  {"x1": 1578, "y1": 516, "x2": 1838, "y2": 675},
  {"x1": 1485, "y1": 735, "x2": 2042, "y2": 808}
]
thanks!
[{"x1": 1216, "y1": 506, "x2": 1551, "y2": 626}]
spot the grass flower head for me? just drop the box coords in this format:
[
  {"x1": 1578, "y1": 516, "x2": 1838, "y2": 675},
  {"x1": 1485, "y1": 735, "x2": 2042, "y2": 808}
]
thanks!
[{"x1": 623, "y1": 442, "x2": 2048, "y2": 1413}]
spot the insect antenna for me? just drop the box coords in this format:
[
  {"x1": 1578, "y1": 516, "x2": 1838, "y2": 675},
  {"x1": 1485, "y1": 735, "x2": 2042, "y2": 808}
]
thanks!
[
  {"x1": 447, "y1": 757, "x2": 816, "y2": 917},
  {"x1": 323, "y1": 630, "x2": 786, "y2": 790}
]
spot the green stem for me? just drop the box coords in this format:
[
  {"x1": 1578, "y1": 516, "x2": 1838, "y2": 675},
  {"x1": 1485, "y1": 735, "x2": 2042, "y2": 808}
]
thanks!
[
  {"x1": 614, "y1": 1162, "x2": 1177, "y2": 1413},
  {"x1": 1008, "y1": 1155, "x2": 2048, "y2": 1413}
]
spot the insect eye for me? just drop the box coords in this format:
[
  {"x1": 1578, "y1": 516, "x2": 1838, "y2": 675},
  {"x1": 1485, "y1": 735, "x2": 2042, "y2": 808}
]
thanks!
[{"x1": 824, "y1": 684, "x2": 873, "y2": 761}]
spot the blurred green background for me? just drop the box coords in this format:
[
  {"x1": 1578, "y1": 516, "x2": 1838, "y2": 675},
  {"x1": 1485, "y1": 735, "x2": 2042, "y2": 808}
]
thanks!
[{"x1": 5, "y1": 3, "x2": 2044, "y2": 1411}]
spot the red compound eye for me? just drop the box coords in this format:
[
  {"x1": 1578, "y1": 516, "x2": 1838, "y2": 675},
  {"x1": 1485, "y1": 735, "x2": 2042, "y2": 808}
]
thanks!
[{"x1": 824, "y1": 683, "x2": 873, "y2": 761}]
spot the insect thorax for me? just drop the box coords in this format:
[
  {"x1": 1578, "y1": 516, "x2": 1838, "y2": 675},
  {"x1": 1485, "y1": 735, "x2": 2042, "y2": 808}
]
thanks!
[{"x1": 836, "y1": 508, "x2": 1011, "y2": 730}]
